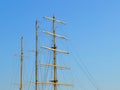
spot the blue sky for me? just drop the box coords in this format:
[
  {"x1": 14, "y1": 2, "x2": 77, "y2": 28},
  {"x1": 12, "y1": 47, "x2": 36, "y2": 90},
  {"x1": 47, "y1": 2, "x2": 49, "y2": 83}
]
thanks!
[{"x1": 0, "y1": 0, "x2": 120, "y2": 90}]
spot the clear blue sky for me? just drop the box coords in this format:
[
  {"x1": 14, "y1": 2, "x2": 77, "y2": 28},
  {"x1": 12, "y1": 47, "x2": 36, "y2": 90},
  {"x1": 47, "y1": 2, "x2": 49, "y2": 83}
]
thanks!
[{"x1": 0, "y1": 0, "x2": 120, "y2": 90}]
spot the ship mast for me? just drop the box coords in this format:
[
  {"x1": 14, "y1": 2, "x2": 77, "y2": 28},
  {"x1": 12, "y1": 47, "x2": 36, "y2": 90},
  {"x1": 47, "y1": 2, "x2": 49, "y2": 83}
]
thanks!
[
  {"x1": 35, "y1": 20, "x2": 39, "y2": 90},
  {"x1": 39, "y1": 16, "x2": 73, "y2": 90},
  {"x1": 20, "y1": 37, "x2": 24, "y2": 90},
  {"x1": 52, "y1": 16, "x2": 57, "y2": 90}
]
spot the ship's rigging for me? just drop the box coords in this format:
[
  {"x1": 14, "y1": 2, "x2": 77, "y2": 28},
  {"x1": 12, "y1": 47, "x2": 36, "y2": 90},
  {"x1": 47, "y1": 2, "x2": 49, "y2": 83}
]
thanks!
[{"x1": 15, "y1": 16, "x2": 99, "y2": 90}]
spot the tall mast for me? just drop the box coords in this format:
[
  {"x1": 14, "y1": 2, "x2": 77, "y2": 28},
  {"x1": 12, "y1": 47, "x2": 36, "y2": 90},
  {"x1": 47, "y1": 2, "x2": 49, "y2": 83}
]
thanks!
[
  {"x1": 35, "y1": 20, "x2": 39, "y2": 90},
  {"x1": 20, "y1": 37, "x2": 24, "y2": 90},
  {"x1": 53, "y1": 16, "x2": 57, "y2": 90},
  {"x1": 39, "y1": 16, "x2": 73, "y2": 89}
]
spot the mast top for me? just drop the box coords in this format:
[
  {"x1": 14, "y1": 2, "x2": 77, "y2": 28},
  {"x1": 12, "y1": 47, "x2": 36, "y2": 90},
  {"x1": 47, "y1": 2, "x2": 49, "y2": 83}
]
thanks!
[
  {"x1": 36, "y1": 20, "x2": 39, "y2": 29},
  {"x1": 43, "y1": 16, "x2": 66, "y2": 25}
]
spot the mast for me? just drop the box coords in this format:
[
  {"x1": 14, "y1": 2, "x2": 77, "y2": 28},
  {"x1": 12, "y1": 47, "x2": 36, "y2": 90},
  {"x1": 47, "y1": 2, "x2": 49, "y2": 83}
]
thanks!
[
  {"x1": 39, "y1": 16, "x2": 73, "y2": 90},
  {"x1": 35, "y1": 20, "x2": 39, "y2": 90},
  {"x1": 20, "y1": 37, "x2": 24, "y2": 90},
  {"x1": 52, "y1": 16, "x2": 57, "y2": 90}
]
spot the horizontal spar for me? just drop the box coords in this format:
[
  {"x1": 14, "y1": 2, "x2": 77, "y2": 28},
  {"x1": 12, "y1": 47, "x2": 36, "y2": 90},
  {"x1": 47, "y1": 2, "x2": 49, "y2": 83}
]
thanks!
[
  {"x1": 42, "y1": 30, "x2": 68, "y2": 40},
  {"x1": 37, "y1": 82, "x2": 74, "y2": 86},
  {"x1": 40, "y1": 63, "x2": 70, "y2": 69},
  {"x1": 43, "y1": 16, "x2": 66, "y2": 25},
  {"x1": 41, "y1": 46, "x2": 69, "y2": 54}
]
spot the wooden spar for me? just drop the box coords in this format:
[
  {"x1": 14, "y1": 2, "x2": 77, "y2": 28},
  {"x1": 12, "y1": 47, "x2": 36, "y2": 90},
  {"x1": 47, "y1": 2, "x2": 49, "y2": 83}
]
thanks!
[
  {"x1": 40, "y1": 63, "x2": 70, "y2": 69},
  {"x1": 42, "y1": 30, "x2": 68, "y2": 40},
  {"x1": 37, "y1": 82, "x2": 73, "y2": 86},
  {"x1": 41, "y1": 46, "x2": 69, "y2": 54}
]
